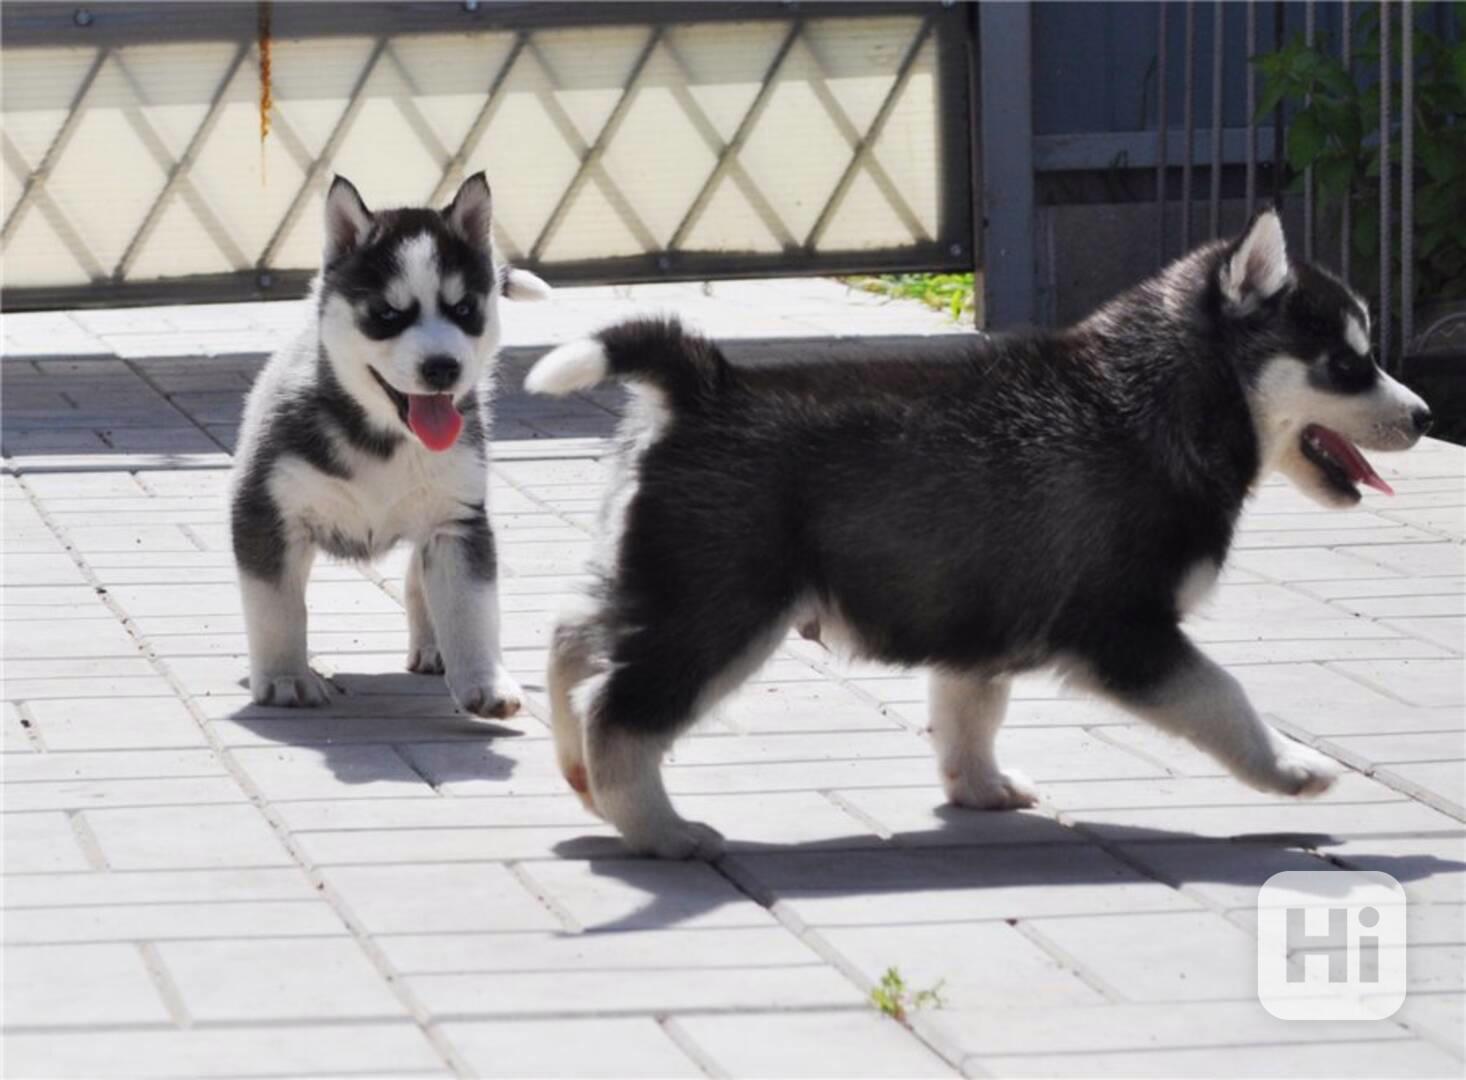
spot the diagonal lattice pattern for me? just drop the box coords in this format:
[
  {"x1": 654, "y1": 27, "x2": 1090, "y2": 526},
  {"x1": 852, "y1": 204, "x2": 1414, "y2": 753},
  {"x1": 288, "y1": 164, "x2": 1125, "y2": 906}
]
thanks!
[{"x1": 1, "y1": 12, "x2": 960, "y2": 306}]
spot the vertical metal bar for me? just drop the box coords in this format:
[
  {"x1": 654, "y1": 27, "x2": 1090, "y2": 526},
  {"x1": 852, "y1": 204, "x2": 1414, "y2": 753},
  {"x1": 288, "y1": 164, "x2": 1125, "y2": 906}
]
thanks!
[
  {"x1": 979, "y1": 1, "x2": 1036, "y2": 327},
  {"x1": 1272, "y1": 1, "x2": 1285, "y2": 206},
  {"x1": 967, "y1": 0, "x2": 984, "y2": 293},
  {"x1": 1378, "y1": 1, "x2": 1391, "y2": 365},
  {"x1": 1156, "y1": 2, "x2": 1169, "y2": 266},
  {"x1": 1303, "y1": 0, "x2": 1316, "y2": 260},
  {"x1": 1400, "y1": 0, "x2": 1414, "y2": 357},
  {"x1": 1181, "y1": 1, "x2": 1196, "y2": 248},
  {"x1": 1245, "y1": 0, "x2": 1257, "y2": 217},
  {"x1": 1340, "y1": 0, "x2": 1351, "y2": 282},
  {"x1": 1209, "y1": 1, "x2": 1224, "y2": 239}
]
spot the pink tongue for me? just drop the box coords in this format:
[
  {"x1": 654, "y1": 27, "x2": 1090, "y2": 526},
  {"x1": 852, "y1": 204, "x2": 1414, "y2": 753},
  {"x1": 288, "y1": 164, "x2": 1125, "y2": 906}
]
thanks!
[
  {"x1": 1309, "y1": 425, "x2": 1394, "y2": 495},
  {"x1": 407, "y1": 395, "x2": 463, "y2": 452}
]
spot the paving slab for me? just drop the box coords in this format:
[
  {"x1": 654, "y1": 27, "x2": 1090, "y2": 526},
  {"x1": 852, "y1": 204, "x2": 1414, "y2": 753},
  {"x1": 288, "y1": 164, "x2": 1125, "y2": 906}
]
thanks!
[
  {"x1": 439, "y1": 1017, "x2": 699, "y2": 1078},
  {"x1": 3, "y1": 289, "x2": 1464, "y2": 1077}
]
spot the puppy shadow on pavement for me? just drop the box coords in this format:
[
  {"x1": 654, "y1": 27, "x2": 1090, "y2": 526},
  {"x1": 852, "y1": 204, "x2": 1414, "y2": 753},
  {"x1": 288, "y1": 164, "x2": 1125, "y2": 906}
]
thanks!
[
  {"x1": 223, "y1": 669, "x2": 526, "y2": 788},
  {"x1": 553, "y1": 811, "x2": 1466, "y2": 934}
]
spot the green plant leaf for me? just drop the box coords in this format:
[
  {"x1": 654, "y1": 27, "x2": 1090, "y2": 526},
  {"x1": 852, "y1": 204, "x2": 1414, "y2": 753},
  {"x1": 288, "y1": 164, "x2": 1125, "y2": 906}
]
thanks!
[
  {"x1": 1415, "y1": 184, "x2": 1456, "y2": 226},
  {"x1": 1419, "y1": 223, "x2": 1450, "y2": 259},
  {"x1": 1288, "y1": 109, "x2": 1328, "y2": 170},
  {"x1": 1315, "y1": 59, "x2": 1356, "y2": 99},
  {"x1": 1315, "y1": 155, "x2": 1354, "y2": 199},
  {"x1": 1253, "y1": 78, "x2": 1289, "y2": 124},
  {"x1": 1352, "y1": 204, "x2": 1379, "y2": 259}
]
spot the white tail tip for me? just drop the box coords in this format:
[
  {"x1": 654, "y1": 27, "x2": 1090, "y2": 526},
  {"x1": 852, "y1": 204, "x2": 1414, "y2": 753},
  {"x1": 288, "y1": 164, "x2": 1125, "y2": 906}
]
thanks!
[
  {"x1": 504, "y1": 267, "x2": 552, "y2": 302},
  {"x1": 524, "y1": 339, "x2": 608, "y2": 396}
]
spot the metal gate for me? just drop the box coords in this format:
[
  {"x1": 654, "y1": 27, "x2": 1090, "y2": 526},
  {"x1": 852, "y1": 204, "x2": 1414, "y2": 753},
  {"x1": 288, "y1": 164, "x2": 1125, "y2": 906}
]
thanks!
[{"x1": 1, "y1": 1, "x2": 974, "y2": 310}]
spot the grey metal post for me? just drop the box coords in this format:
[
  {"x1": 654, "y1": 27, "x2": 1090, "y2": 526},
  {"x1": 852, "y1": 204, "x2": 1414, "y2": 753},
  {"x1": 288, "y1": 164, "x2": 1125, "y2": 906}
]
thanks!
[
  {"x1": 1209, "y1": 1, "x2": 1224, "y2": 239},
  {"x1": 1245, "y1": 0, "x2": 1257, "y2": 218},
  {"x1": 1156, "y1": 1, "x2": 1168, "y2": 267},
  {"x1": 1181, "y1": 2, "x2": 1196, "y2": 248},
  {"x1": 1340, "y1": 0, "x2": 1352, "y2": 283},
  {"x1": 1303, "y1": 0, "x2": 1316, "y2": 260},
  {"x1": 979, "y1": 1, "x2": 1036, "y2": 327},
  {"x1": 1401, "y1": 0, "x2": 1413, "y2": 357},
  {"x1": 1379, "y1": 1, "x2": 1391, "y2": 366}
]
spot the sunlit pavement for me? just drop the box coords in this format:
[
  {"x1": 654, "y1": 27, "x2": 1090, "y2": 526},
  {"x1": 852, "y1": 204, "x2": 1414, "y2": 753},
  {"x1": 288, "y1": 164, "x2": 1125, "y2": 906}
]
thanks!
[{"x1": 3, "y1": 281, "x2": 1462, "y2": 1077}]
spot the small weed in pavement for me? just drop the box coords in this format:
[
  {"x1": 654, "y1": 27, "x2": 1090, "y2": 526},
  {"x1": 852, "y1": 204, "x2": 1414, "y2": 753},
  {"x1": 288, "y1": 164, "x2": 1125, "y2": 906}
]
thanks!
[{"x1": 870, "y1": 966, "x2": 946, "y2": 1021}]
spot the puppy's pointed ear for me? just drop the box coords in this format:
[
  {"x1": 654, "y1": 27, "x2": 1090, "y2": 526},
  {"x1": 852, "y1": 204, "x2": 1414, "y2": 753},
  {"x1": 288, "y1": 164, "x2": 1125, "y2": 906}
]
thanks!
[
  {"x1": 1219, "y1": 208, "x2": 1291, "y2": 312},
  {"x1": 445, "y1": 172, "x2": 492, "y2": 248},
  {"x1": 502, "y1": 267, "x2": 551, "y2": 302},
  {"x1": 324, "y1": 175, "x2": 373, "y2": 265}
]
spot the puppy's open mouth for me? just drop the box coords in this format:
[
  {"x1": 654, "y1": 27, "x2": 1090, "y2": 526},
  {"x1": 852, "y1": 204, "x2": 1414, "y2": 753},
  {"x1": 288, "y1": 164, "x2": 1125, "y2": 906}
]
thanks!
[
  {"x1": 1299, "y1": 423, "x2": 1393, "y2": 499},
  {"x1": 367, "y1": 367, "x2": 464, "y2": 452}
]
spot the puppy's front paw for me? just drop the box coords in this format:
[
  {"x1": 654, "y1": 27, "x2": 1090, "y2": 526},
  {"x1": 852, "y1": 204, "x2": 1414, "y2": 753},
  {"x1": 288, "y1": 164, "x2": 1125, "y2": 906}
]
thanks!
[
  {"x1": 449, "y1": 670, "x2": 523, "y2": 719},
  {"x1": 406, "y1": 644, "x2": 444, "y2": 675},
  {"x1": 624, "y1": 818, "x2": 725, "y2": 860},
  {"x1": 944, "y1": 766, "x2": 1040, "y2": 810},
  {"x1": 251, "y1": 670, "x2": 331, "y2": 708},
  {"x1": 1255, "y1": 740, "x2": 1339, "y2": 798}
]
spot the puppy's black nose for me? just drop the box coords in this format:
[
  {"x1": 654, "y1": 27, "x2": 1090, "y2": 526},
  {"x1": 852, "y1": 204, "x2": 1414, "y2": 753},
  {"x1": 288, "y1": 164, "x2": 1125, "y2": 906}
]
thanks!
[
  {"x1": 420, "y1": 355, "x2": 461, "y2": 391},
  {"x1": 1411, "y1": 407, "x2": 1433, "y2": 435}
]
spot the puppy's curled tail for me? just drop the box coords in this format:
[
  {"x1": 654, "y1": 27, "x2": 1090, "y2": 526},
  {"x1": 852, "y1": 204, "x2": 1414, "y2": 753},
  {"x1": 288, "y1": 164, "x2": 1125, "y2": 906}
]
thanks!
[{"x1": 524, "y1": 317, "x2": 728, "y2": 411}]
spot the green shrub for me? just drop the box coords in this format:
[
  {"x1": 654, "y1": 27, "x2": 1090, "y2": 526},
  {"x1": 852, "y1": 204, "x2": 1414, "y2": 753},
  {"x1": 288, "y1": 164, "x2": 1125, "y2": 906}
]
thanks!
[{"x1": 1253, "y1": 3, "x2": 1466, "y2": 310}]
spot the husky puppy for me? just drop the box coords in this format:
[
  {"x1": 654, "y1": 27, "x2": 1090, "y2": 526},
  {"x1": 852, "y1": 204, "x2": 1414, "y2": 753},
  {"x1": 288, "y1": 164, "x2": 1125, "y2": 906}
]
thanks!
[
  {"x1": 526, "y1": 209, "x2": 1432, "y2": 858},
  {"x1": 231, "y1": 173, "x2": 549, "y2": 716}
]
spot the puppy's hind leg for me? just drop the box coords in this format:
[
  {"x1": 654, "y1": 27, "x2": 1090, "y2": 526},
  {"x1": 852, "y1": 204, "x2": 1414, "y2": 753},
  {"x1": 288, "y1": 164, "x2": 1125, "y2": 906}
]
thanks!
[
  {"x1": 928, "y1": 669, "x2": 1038, "y2": 809},
  {"x1": 587, "y1": 614, "x2": 789, "y2": 858},
  {"x1": 1087, "y1": 625, "x2": 1338, "y2": 797},
  {"x1": 238, "y1": 540, "x2": 330, "y2": 707},
  {"x1": 404, "y1": 546, "x2": 443, "y2": 675},
  {"x1": 587, "y1": 709, "x2": 723, "y2": 860},
  {"x1": 547, "y1": 604, "x2": 600, "y2": 811}
]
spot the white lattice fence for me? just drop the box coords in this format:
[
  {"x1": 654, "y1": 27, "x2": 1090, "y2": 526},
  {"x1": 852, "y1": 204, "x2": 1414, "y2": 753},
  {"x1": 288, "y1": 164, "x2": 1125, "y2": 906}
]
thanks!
[{"x1": 1, "y1": 3, "x2": 972, "y2": 307}]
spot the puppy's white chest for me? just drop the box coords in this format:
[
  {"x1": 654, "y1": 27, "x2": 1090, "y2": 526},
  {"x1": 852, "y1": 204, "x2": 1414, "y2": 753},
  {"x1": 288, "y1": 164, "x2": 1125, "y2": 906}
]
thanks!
[{"x1": 270, "y1": 443, "x2": 485, "y2": 559}]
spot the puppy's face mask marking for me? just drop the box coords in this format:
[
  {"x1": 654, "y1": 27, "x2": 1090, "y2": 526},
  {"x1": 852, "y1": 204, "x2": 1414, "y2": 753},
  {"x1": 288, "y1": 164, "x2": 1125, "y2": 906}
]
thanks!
[
  {"x1": 1223, "y1": 210, "x2": 1431, "y2": 507},
  {"x1": 318, "y1": 173, "x2": 549, "y2": 451}
]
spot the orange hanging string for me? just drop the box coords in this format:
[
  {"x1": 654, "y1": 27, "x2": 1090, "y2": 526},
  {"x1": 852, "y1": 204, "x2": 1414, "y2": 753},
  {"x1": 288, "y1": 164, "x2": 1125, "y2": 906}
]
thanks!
[{"x1": 258, "y1": 0, "x2": 273, "y2": 184}]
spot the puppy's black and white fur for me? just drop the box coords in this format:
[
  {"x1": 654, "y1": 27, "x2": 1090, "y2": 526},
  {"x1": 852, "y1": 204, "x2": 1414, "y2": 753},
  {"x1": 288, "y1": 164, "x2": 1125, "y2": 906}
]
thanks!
[
  {"x1": 230, "y1": 173, "x2": 549, "y2": 716},
  {"x1": 528, "y1": 210, "x2": 1432, "y2": 858}
]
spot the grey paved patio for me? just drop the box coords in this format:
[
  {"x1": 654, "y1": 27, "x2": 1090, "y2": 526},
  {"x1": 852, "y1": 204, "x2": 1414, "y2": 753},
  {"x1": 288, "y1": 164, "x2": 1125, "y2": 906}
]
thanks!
[{"x1": 2, "y1": 280, "x2": 1463, "y2": 1078}]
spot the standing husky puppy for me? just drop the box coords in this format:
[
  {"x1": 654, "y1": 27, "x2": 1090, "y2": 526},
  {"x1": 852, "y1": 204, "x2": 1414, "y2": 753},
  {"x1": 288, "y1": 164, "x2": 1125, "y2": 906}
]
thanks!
[
  {"x1": 527, "y1": 209, "x2": 1432, "y2": 858},
  {"x1": 231, "y1": 173, "x2": 549, "y2": 716}
]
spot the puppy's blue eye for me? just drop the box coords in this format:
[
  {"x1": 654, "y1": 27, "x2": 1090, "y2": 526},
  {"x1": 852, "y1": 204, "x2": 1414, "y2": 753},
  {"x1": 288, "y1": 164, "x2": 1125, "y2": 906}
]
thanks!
[
  {"x1": 451, "y1": 300, "x2": 473, "y2": 319},
  {"x1": 371, "y1": 303, "x2": 402, "y2": 323}
]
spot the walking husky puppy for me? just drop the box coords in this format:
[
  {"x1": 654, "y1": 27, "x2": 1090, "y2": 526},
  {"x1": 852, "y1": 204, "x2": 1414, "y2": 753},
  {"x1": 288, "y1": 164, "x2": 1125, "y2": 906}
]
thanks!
[
  {"x1": 527, "y1": 209, "x2": 1432, "y2": 858},
  {"x1": 231, "y1": 173, "x2": 548, "y2": 716}
]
